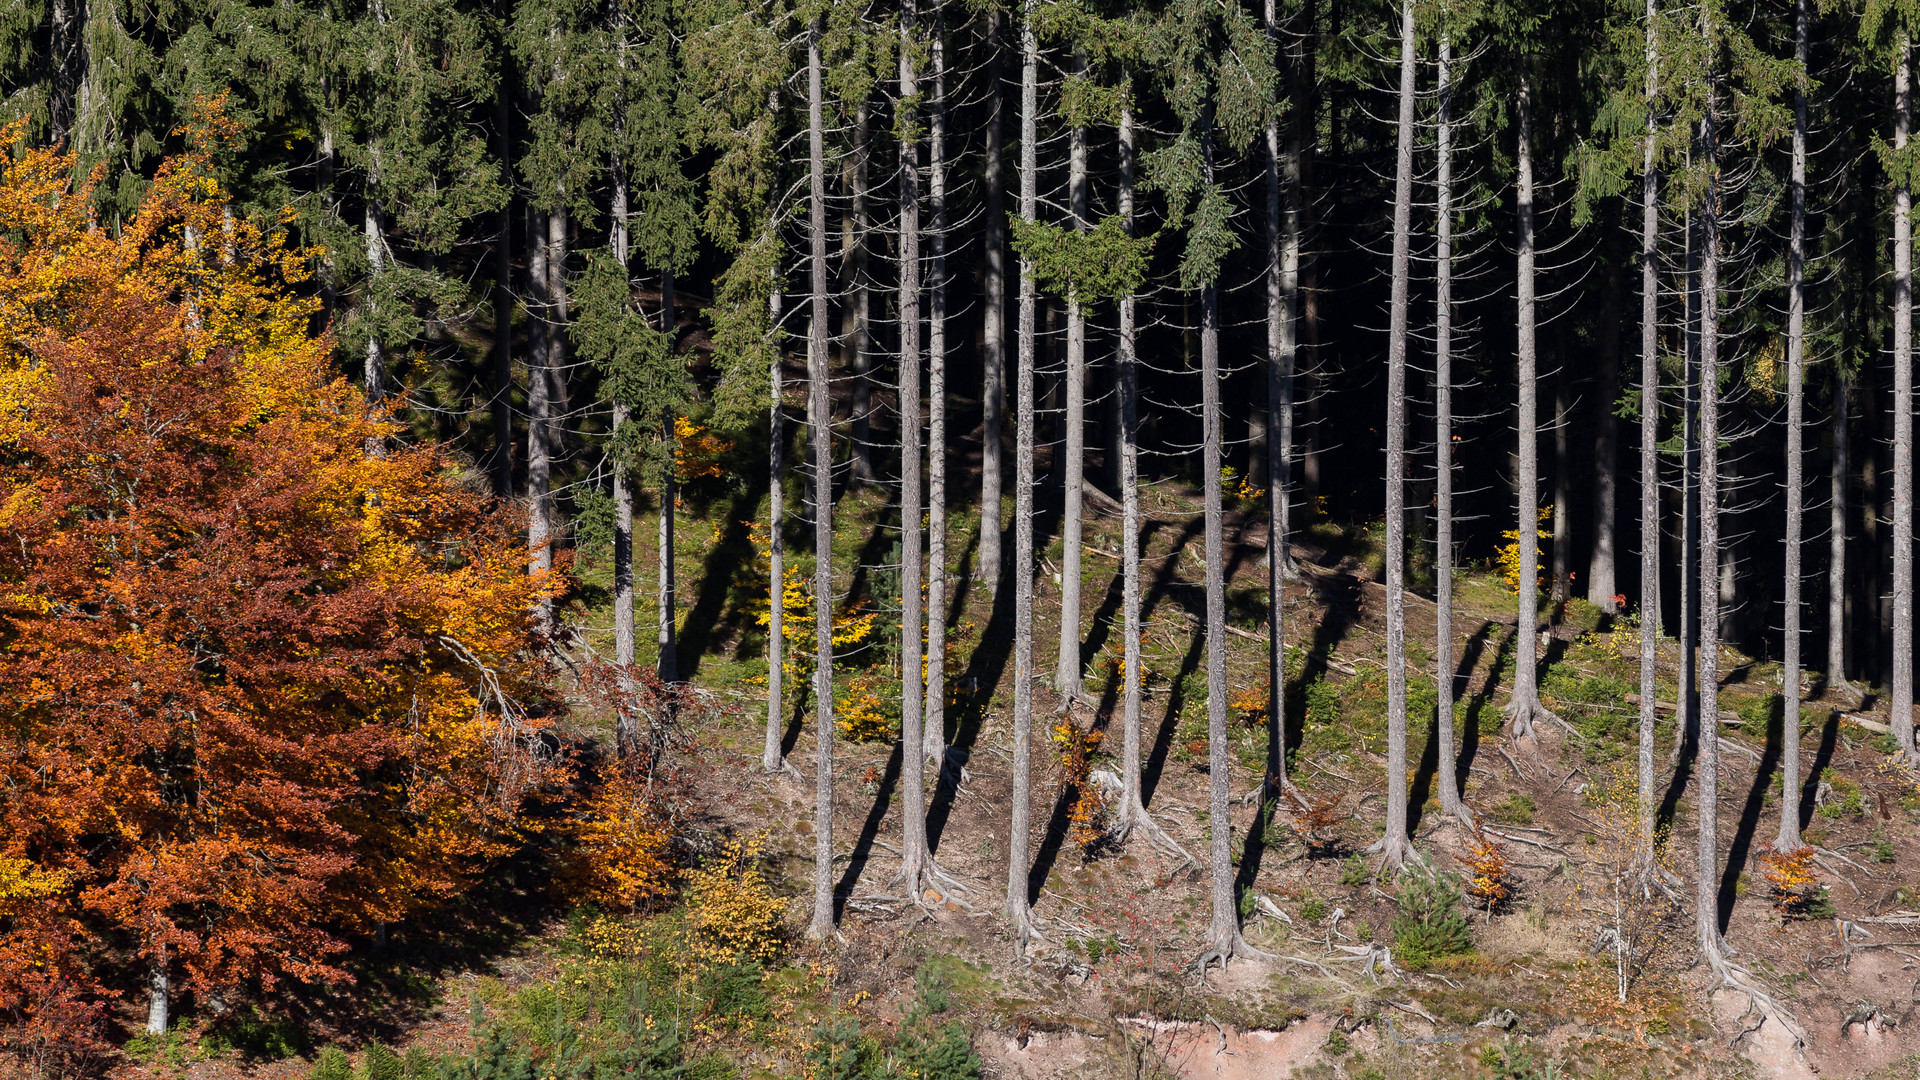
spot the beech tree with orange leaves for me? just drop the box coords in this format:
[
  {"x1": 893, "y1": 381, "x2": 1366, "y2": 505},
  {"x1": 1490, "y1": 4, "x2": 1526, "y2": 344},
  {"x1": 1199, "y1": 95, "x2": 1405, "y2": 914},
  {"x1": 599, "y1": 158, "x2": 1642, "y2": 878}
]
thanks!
[{"x1": 0, "y1": 112, "x2": 555, "y2": 1052}]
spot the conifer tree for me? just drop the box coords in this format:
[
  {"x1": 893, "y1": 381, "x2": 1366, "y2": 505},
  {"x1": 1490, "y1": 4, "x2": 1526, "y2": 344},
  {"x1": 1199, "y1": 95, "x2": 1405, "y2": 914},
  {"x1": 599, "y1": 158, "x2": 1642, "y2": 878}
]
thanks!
[
  {"x1": 1430, "y1": 8, "x2": 1468, "y2": 825},
  {"x1": 925, "y1": 2, "x2": 951, "y2": 766},
  {"x1": 805, "y1": 11, "x2": 837, "y2": 941},
  {"x1": 1006, "y1": 0, "x2": 1041, "y2": 952},
  {"x1": 1777, "y1": 0, "x2": 1810, "y2": 851}
]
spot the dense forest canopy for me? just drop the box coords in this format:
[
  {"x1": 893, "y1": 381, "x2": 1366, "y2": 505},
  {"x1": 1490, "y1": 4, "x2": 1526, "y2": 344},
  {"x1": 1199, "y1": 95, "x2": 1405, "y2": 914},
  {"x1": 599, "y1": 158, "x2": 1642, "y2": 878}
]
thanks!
[{"x1": 5, "y1": 0, "x2": 1920, "y2": 1076}]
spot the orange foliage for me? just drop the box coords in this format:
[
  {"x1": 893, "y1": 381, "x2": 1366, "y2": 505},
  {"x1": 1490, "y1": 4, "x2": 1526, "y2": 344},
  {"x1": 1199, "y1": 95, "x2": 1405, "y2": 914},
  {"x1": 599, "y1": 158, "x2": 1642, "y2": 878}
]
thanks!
[
  {"x1": 0, "y1": 110, "x2": 553, "y2": 1048},
  {"x1": 1758, "y1": 846, "x2": 1820, "y2": 916},
  {"x1": 1051, "y1": 721, "x2": 1108, "y2": 849},
  {"x1": 1460, "y1": 828, "x2": 1511, "y2": 914}
]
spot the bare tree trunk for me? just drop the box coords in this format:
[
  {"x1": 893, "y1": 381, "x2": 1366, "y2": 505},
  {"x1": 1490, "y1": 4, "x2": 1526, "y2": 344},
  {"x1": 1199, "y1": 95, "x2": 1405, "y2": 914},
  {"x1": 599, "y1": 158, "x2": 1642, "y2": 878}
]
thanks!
[
  {"x1": 1055, "y1": 56, "x2": 1089, "y2": 700},
  {"x1": 925, "y1": 9, "x2": 950, "y2": 766},
  {"x1": 979, "y1": 9, "x2": 1006, "y2": 593},
  {"x1": 48, "y1": 0, "x2": 80, "y2": 144},
  {"x1": 806, "y1": 22, "x2": 837, "y2": 941},
  {"x1": 897, "y1": 1, "x2": 934, "y2": 898},
  {"x1": 1005, "y1": 0, "x2": 1040, "y2": 951},
  {"x1": 145, "y1": 942, "x2": 168, "y2": 1035},
  {"x1": 1433, "y1": 33, "x2": 1467, "y2": 824},
  {"x1": 1696, "y1": 89, "x2": 1728, "y2": 964},
  {"x1": 1263, "y1": 0, "x2": 1301, "y2": 805},
  {"x1": 365, "y1": 188, "x2": 388, "y2": 454},
  {"x1": 1894, "y1": 36, "x2": 1918, "y2": 765},
  {"x1": 658, "y1": 270, "x2": 679, "y2": 683},
  {"x1": 1552, "y1": 373, "x2": 1571, "y2": 608},
  {"x1": 491, "y1": 80, "x2": 515, "y2": 500},
  {"x1": 1006, "y1": 0, "x2": 1036, "y2": 945},
  {"x1": 847, "y1": 101, "x2": 874, "y2": 488},
  {"x1": 764, "y1": 236, "x2": 787, "y2": 773},
  {"x1": 1829, "y1": 379, "x2": 1850, "y2": 686},
  {"x1": 1373, "y1": 0, "x2": 1417, "y2": 868},
  {"x1": 1778, "y1": 0, "x2": 1809, "y2": 850},
  {"x1": 527, "y1": 200, "x2": 553, "y2": 631},
  {"x1": 611, "y1": 132, "x2": 639, "y2": 760},
  {"x1": 1505, "y1": 72, "x2": 1556, "y2": 737},
  {"x1": 1589, "y1": 346, "x2": 1620, "y2": 612},
  {"x1": 1637, "y1": 0, "x2": 1662, "y2": 853},
  {"x1": 1110, "y1": 109, "x2": 1186, "y2": 859}
]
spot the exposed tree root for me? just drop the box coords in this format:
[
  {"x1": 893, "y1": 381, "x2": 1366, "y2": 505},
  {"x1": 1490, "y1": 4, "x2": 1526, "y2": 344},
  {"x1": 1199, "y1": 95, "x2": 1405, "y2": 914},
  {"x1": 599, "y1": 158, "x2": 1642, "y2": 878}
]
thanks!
[
  {"x1": 1193, "y1": 925, "x2": 1275, "y2": 979},
  {"x1": 1368, "y1": 832, "x2": 1423, "y2": 873},
  {"x1": 1705, "y1": 946, "x2": 1806, "y2": 1053},
  {"x1": 1107, "y1": 801, "x2": 1196, "y2": 871}
]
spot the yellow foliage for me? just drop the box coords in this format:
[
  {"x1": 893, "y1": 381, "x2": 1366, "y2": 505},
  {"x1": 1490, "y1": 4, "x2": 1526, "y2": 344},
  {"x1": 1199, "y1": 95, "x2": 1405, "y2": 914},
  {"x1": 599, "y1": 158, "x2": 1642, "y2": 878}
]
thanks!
[
  {"x1": 1460, "y1": 829, "x2": 1510, "y2": 913},
  {"x1": 0, "y1": 857, "x2": 65, "y2": 917},
  {"x1": 673, "y1": 416, "x2": 733, "y2": 480},
  {"x1": 836, "y1": 674, "x2": 893, "y2": 742},
  {"x1": 746, "y1": 524, "x2": 877, "y2": 685},
  {"x1": 683, "y1": 834, "x2": 786, "y2": 968},
  {"x1": 1498, "y1": 505, "x2": 1553, "y2": 593},
  {"x1": 553, "y1": 770, "x2": 677, "y2": 911}
]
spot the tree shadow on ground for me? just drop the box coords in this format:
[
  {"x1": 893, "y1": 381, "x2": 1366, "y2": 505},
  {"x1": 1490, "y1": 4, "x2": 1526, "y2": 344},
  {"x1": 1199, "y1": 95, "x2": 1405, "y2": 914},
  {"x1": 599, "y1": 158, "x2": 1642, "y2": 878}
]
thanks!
[
  {"x1": 1800, "y1": 710, "x2": 1841, "y2": 833},
  {"x1": 679, "y1": 488, "x2": 763, "y2": 679},
  {"x1": 1719, "y1": 700, "x2": 1784, "y2": 931},
  {"x1": 835, "y1": 738, "x2": 904, "y2": 919}
]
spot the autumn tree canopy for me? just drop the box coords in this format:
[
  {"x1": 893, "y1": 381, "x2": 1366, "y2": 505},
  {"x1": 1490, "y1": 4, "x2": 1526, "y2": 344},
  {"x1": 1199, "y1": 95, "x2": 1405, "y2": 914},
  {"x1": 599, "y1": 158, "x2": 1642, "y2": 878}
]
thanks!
[{"x1": 0, "y1": 114, "x2": 554, "y2": 1054}]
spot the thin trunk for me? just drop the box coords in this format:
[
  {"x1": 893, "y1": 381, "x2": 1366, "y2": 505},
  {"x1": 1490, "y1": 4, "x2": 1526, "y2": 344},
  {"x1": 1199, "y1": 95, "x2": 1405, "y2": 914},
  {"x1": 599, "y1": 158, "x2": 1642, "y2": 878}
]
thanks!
[
  {"x1": 365, "y1": 187, "x2": 387, "y2": 456},
  {"x1": 980, "y1": 9, "x2": 1006, "y2": 593},
  {"x1": 1778, "y1": 0, "x2": 1808, "y2": 850},
  {"x1": 1110, "y1": 109, "x2": 1182, "y2": 857},
  {"x1": 491, "y1": 73, "x2": 515, "y2": 498},
  {"x1": 1829, "y1": 379, "x2": 1850, "y2": 685},
  {"x1": 898, "y1": 0, "x2": 933, "y2": 898},
  {"x1": 49, "y1": 0, "x2": 79, "y2": 144},
  {"x1": 1433, "y1": 33, "x2": 1466, "y2": 822},
  {"x1": 1264, "y1": 0, "x2": 1299, "y2": 797},
  {"x1": 1552, "y1": 372, "x2": 1571, "y2": 607},
  {"x1": 764, "y1": 206, "x2": 788, "y2": 772},
  {"x1": 925, "y1": 8, "x2": 950, "y2": 766},
  {"x1": 659, "y1": 270, "x2": 679, "y2": 683},
  {"x1": 1375, "y1": 0, "x2": 1417, "y2": 866},
  {"x1": 1055, "y1": 54, "x2": 1089, "y2": 700},
  {"x1": 806, "y1": 22, "x2": 837, "y2": 940},
  {"x1": 1894, "y1": 36, "x2": 1918, "y2": 764},
  {"x1": 1696, "y1": 85, "x2": 1727, "y2": 962},
  {"x1": 1637, "y1": 0, "x2": 1661, "y2": 854},
  {"x1": 1679, "y1": 194, "x2": 1701, "y2": 764},
  {"x1": 847, "y1": 102, "x2": 874, "y2": 488},
  {"x1": 1590, "y1": 333, "x2": 1620, "y2": 612},
  {"x1": 528, "y1": 200, "x2": 554, "y2": 631},
  {"x1": 613, "y1": 156, "x2": 635, "y2": 676},
  {"x1": 1006, "y1": 0, "x2": 1038, "y2": 949},
  {"x1": 1505, "y1": 71, "x2": 1555, "y2": 735}
]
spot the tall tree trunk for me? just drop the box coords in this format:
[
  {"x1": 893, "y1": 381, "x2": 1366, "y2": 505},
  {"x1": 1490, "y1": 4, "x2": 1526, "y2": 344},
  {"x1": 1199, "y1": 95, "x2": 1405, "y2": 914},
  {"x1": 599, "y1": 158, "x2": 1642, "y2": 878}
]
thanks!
[
  {"x1": 1055, "y1": 55, "x2": 1089, "y2": 700},
  {"x1": 1374, "y1": 0, "x2": 1417, "y2": 867},
  {"x1": 491, "y1": 73, "x2": 515, "y2": 499},
  {"x1": 1829, "y1": 378, "x2": 1850, "y2": 686},
  {"x1": 612, "y1": 132, "x2": 639, "y2": 760},
  {"x1": 1264, "y1": 0, "x2": 1300, "y2": 797},
  {"x1": 764, "y1": 200, "x2": 788, "y2": 773},
  {"x1": 897, "y1": 0, "x2": 933, "y2": 898},
  {"x1": 1552, "y1": 372, "x2": 1571, "y2": 607},
  {"x1": 1696, "y1": 85, "x2": 1728, "y2": 964},
  {"x1": 658, "y1": 270, "x2": 679, "y2": 683},
  {"x1": 1432, "y1": 32, "x2": 1467, "y2": 823},
  {"x1": 1589, "y1": 333, "x2": 1620, "y2": 612},
  {"x1": 1198, "y1": 103, "x2": 1266, "y2": 970},
  {"x1": 1637, "y1": 0, "x2": 1662, "y2": 854},
  {"x1": 1006, "y1": 0, "x2": 1039, "y2": 950},
  {"x1": 1893, "y1": 36, "x2": 1918, "y2": 765},
  {"x1": 48, "y1": 0, "x2": 80, "y2": 144},
  {"x1": 806, "y1": 21, "x2": 837, "y2": 941},
  {"x1": 925, "y1": 7, "x2": 950, "y2": 766},
  {"x1": 1110, "y1": 108, "x2": 1185, "y2": 857},
  {"x1": 846, "y1": 101, "x2": 874, "y2": 488},
  {"x1": 1505, "y1": 72, "x2": 1556, "y2": 736},
  {"x1": 528, "y1": 200, "x2": 554, "y2": 631},
  {"x1": 365, "y1": 187, "x2": 388, "y2": 454},
  {"x1": 1778, "y1": 0, "x2": 1809, "y2": 850},
  {"x1": 979, "y1": 9, "x2": 1006, "y2": 593}
]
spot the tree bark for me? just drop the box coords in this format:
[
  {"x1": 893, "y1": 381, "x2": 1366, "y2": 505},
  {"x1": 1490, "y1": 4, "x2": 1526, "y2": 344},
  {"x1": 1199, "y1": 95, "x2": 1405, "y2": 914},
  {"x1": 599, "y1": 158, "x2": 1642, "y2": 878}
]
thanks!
[
  {"x1": 1552, "y1": 371, "x2": 1571, "y2": 607},
  {"x1": 612, "y1": 151, "x2": 635, "y2": 677},
  {"x1": 1432, "y1": 32, "x2": 1467, "y2": 823},
  {"x1": 1505, "y1": 71, "x2": 1555, "y2": 736},
  {"x1": 48, "y1": 0, "x2": 80, "y2": 145},
  {"x1": 527, "y1": 199, "x2": 553, "y2": 632},
  {"x1": 145, "y1": 942, "x2": 168, "y2": 1035},
  {"x1": 1264, "y1": 0, "x2": 1300, "y2": 797},
  {"x1": 1589, "y1": 325, "x2": 1620, "y2": 612},
  {"x1": 1374, "y1": 0, "x2": 1417, "y2": 867},
  {"x1": 1893, "y1": 35, "x2": 1918, "y2": 765},
  {"x1": 491, "y1": 68, "x2": 515, "y2": 500},
  {"x1": 1696, "y1": 87, "x2": 1728, "y2": 963},
  {"x1": 1637, "y1": 0, "x2": 1662, "y2": 853},
  {"x1": 764, "y1": 227, "x2": 787, "y2": 773},
  {"x1": 1829, "y1": 378, "x2": 1850, "y2": 686},
  {"x1": 1778, "y1": 0, "x2": 1809, "y2": 850},
  {"x1": 1006, "y1": 0, "x2": 1038, "y2": 950},
  {"x1": 846, "y1": 101, "x2": 874, "y2": 488},
  {"x1": 365, "y1": 188, "x2": 387, "y2": 455},
  {"x1": 979, "y1": 8, "x2": 1006, "y2": 594},
  {"x1": 657, "y1": 270, "x2": 678, "y2": 684},
  {"x1": 1055, "y1": 53, "x2": 1089, "y2": 700},
  {"x1": 806, "y1": 22, "x2": 837, "y2": 940},
  {"x1": 925, "y1": 8, "x2": 950, "y2": 766},
  {"x1": 897, "y1": 0, "x2": 933, "y2": 899}
]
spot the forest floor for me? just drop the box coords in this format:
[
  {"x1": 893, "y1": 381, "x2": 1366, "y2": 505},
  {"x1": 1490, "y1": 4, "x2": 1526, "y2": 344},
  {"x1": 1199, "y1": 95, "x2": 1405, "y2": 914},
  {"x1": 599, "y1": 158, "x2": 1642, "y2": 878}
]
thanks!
[{"x1": 115, "y1": 476, "x2": 1920, "y2": 1080}]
